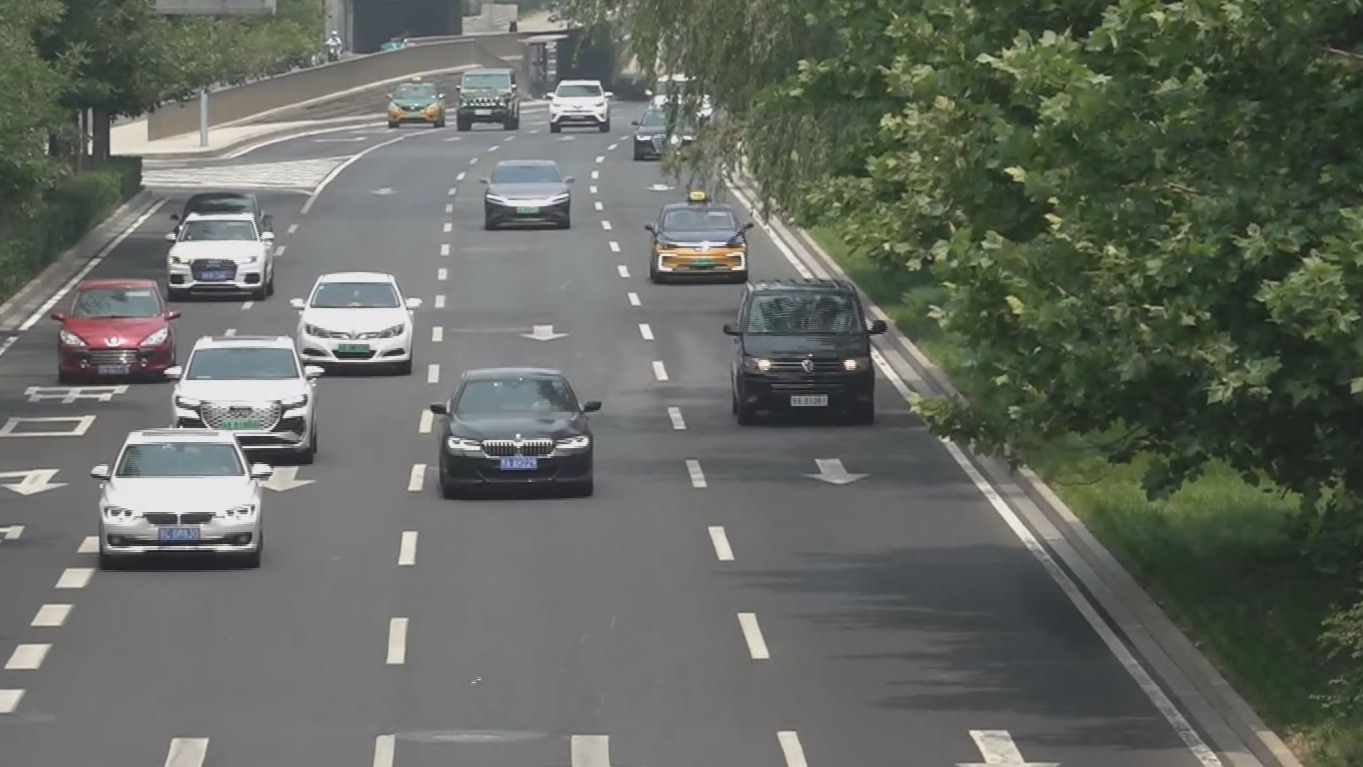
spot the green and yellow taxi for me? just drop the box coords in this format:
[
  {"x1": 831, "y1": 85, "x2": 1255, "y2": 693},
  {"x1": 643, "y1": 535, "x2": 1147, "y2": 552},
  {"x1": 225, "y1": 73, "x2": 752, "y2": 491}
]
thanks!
[
  {"x1": 386, "y1": 77, "x2": 446, "y2": 129},
  {"x1": 644, "y1": 191, "x2": 753, "y2": 283}
]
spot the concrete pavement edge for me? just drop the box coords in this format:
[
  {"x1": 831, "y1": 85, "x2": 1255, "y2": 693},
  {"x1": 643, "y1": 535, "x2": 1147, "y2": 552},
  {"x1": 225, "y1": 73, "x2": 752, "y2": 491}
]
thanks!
[{"x1": 726, "y1": 170, "x2": 1302, "y2": 767}]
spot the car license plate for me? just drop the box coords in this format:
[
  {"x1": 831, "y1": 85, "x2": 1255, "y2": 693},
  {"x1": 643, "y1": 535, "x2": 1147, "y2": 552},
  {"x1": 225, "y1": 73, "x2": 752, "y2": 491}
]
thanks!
[
  {"x1": 337, "y1": 343, "x2": 370, "y2": 353},
  {"x1": 499, "y1": 456, "x2": 538, "y2": 471},
  {"x1": 474, "y1": 109, "x2": 492, "y2": 116},
  {"x1": 220, "y1": 419, "x2": 257, "y2": 430},
  {"x1": 199, "y1": 270, "x2": 229, "y2": 281},
  {"x1": 790, "y1": 395, "x2": 829, "y2": 407},
  {"x1": 516, "y1": 206, "x2": 539, "y2": 214},
  {"x1": 691, "y1": 258, "x2": 716, "y2": 267},
  {"x1": 97, "y1": 364, "x2": 130, "y2": 375},
  {"x1": 158, "y1": 527, "x2": 200, "y2": 542}
]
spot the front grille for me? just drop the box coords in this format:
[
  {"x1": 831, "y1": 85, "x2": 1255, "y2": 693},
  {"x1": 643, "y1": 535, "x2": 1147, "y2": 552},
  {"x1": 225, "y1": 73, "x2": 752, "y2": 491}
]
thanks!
[
  {"x1": 143, "y1": 513, "x2": 178, "y2": 525},
  {"x1": 87, "y1": 349, "x2": 139, "y2": 364},
  {"x1": 200, "y1": 401, "x2": 283, "y2": 431},
  {"x1": 652, "y1": 136, "x2": 665, "y2": 152},
  {"x1": 480, "y1": 439, "x2": 555, "y2": 457},
  {"x1": 768, "y1": 359, "x2": 846, "y2": 373},
  {"x1": 334, "y1": 349, "x2": 377, "y2": 360},
  {"x1": 191, "y1": 259, "x2": 237, "y2": 281},
  {"x1": 180, "y1": 512, "x2": 215, "y2": 524}
]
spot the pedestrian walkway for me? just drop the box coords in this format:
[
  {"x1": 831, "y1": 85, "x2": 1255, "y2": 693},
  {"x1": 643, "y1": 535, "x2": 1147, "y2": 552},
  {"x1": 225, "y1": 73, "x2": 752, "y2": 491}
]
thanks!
[
  {"x1": 111, "y1": 115, "x2": 376, "y2": 159},
  {"x1": 141, "y1": 156, "x2": 349, "y2": 192}
]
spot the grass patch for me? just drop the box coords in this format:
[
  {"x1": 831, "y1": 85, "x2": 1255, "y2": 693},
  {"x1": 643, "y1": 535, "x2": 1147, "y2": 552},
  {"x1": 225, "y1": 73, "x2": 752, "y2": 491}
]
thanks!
[{"x1": 807, "y1": 224, "x2": 1363, "y2": 767}]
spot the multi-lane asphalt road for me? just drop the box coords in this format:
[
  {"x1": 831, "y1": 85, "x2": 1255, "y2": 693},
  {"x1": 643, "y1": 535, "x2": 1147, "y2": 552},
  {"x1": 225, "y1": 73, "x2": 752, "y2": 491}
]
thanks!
[{"x1": 0, "y1": 102, "x2": 1226, "y2": 767}]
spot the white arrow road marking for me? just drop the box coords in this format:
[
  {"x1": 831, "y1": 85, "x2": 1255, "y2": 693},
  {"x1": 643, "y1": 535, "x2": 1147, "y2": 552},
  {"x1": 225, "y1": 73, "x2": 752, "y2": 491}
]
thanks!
[
  {"x1": 31, "y1": 604, "x2": 71, "y2": 627},
  {"x1": 521, "y1": 325, "x2": 569, "y2": 341},
  {"x1": 398, "y1": 531, "x2": 418, "y2": 566},
  {"x1": 0, "y1": 689, "x2": 24, "y2": 714},
  {"x1": 387, "y1": 618, "x2": 408, "y2": 664},
  {"x1": 1, "y1": 525, "x2": 22, "y2": 540},
  {"x1": 778, "y1": 732, "x2": 808, "y2": 767},
  {"x1": 804, "y1": 458, "x2": 868, "y2": 485},
  {"x1": 571, "y1": 735, "x2": 610, "y2": 767},
  {"x1": 737, "y1": 612, "x2": 770, "y2": 659},
  {"x1": 667, "y1": 406, "x2": 686, "y2": 430},
  {"x1": 708, "y1": 526, "x2": 734, "y2": 561},
  {"x1": 5, "y1": 643, "x2": 50, "y2": 670},
  {"x1": 371, "y1": 187, "x2": 395, "y2": 195},
  {"x1": 261, "y1": 466, "x2": 314, "y2": 492},
  {"x1": 958, "y1": 730, "x2": 1059, "y2": 767},
  {"x1": 372, "y1": 735, "x2": 396, "y2": 767},
  {"x1": 163, "y1": 737, "x2": 209, "y2": 767},
  {"x1": 56, "y1": 567, "x2": 92, "y2": 589},
  {"x1": 685, "y1": 459, "x2": 705, "y2": 487}
]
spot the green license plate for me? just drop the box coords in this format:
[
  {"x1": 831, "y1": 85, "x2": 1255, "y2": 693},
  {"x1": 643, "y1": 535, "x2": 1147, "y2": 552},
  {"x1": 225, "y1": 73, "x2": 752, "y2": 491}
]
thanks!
[
  {"x1": 691, "y1": 258, "x2": 716, "y2": 266},
  {"x1": 221, "y1": 419, "x2": 258, "y2": 431},
  {"x1": 516, "y1": 206, "x2": 539, "y2": 214},
  {"x1": 338, "y1": 343, "x2": 370, "y2": 353}
]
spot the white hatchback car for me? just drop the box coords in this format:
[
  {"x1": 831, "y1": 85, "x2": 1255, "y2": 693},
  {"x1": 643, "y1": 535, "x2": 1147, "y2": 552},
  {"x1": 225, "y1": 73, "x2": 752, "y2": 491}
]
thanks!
[
  {"x1": 291, "y1": 272, "x2": 421, "y2": 374},
  {"x1": 164, "y1": 212, "x2": 276, "y2": 301},
  {"x1": 91, "y1": 428, "x2": 273, "y2": 570},
  {"x1": 548, "y1": 79, "x2": 612, "y2": 133}
]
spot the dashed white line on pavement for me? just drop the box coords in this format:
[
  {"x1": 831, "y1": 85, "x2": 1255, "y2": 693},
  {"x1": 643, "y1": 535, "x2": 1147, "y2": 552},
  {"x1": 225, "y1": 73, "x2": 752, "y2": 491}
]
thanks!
[
  {"x1": 241, "y1": 301, "x2": 253, "y2": 310},
  {"x1": 528, "y1": 128, "x2": 540, "y2": 134},
  {"x1": 163, "y1": 737, "x2": 209, "y2": 767},
  {"x1": 504, "y1": 135, "x2": 515, "y2": 142},
  {"x1": 437, "y1": 267, "x2": 448, "y2": 281},
  {"x1": 589, "y1": 185, "x2": 598, "y2": 194},
  {"x1": 0, "y1": 689, "x2": 22, "y2": 714},
  {"x1": 448, "y1": 186, "x2": 457, "y2": 196},
  {"x1": 78, "y1": 535, "x2": 97, "y2": 554},
  {"x1": 591, "y1": 170, "x2": 599, "y2": 180},
  {"x1": 56, "y1": 567, "x2": 92, "y2": 589},
  {"x1": 5, "y1": 643, "x2": 49, "y2": 670},
  {"x1": 490, "y1": 144, "x2": 500, "y2": 152},
  {"x1": 275, "y1": 245, "x2": 286, "y2": 256},
  {"x1": 601, "y1": 220, "x2": 612, "y2": 231},
  {"x1": 440, "y1": 243, "x2": 450, "y2": 256},
  {"x1": 431, "y1": 326, "x2": 443, "y2": 342},
  {"x1": 456, "y1": 172, "x2": 465, "y2": 182},
  {"x1": 607, "y1": 143, "x2": 617, "y2": 151},
  {"x1": 609, "y1": 241, "x2": 620, "y2": 253},
  {"x1": 667, "y1": 406, "x2": 685, "y2": 430},
  {"x1": 685, "y1": 458, "x2": 706, "y2": 488},
  {"x1": 419, "y1": 409, "x2": 434, "y2": 434},
  {"x1": 652, "y1": 360, "x2": 669, "y2": 381},
  {"x1": 737, "y1": 613, "x2": 770, "y2": 659},
  {"x1": 778, "y1": 732, "x2": 808, "y2": 767},
  {"x1": 444, "y1": 203, "x2": 454, "y2": 214},
  {"x1": 595, "y1": 155, "x2": 604, "y2": 163},
  {"x1": 469, "y1": 156, "x2": 478, "y2": 165},
  {"x1": 594, "y1": 201, "x2": 603, "y2": 211},
  {"x1": 373, "y1": 735, "x2": 396, "y2": 767},
  {"x1": 708, "y1": 526, "x2": 734, "y2": 561},
  {"x1": 398, "y1": 531, "x2": 418, "y2": 566},
  {"x1": 638, "y1": 323, "x2": 654, "y2": 340},
  {"x1": 434, "y1": 295, "x2": 446, "y2": 308},
  {"x1": 387, "y1": 618, "x2": 409, "y2": 664},
  {"x1": 617, "y1": 265, "x2": 630, "y2": 278},
  {"x1": 287, "y1": 224, "x2": 298, "y2": 234},
  {"x1": 427, "y1": 364, "x2": 440, "y2": 383},
  {"x1": 407, "y1": 464, "x2": 425, "y2": 491},
  {"x1": 31, "y1": 604, "x2": 70, "y2": 627},
  {"x1": 442, "y1": 222, "x2": 452, "y2": 233},
  {"x1": 628, "y1": 292, "x2": 640, "y2": 306}
]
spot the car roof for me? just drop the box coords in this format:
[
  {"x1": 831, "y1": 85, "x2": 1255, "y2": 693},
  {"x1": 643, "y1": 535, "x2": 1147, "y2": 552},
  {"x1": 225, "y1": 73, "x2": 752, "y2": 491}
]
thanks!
[
  {"x1": 747, "y1": 277, "x2": 859, "y2": 294},
  {"x1": 495, "y1": 159, "x2": 557, "y2": 168},
  {"x1": 191, "y1": 334, "x2": 295, "y2": 349},
  {"x1": 462, "y1": 366, "x2": 564, "y2": 381},
  {"x1": 181, "y1": 212, "x2": 257, "y2": 222},
  {"x1": 76, "y1": 278, "x2": 159, "y2": 291},
  {"x1": 123, "y1": 428, "x2": 242, "y2": 445},
  {"x1": 466, "y1": 67, "x2": 512, "y2": 74},
  {"x1": 658, "y1": 74, "x2": 691, "y2": 81},
  {"x1": 557, "y1": 79, "x2": 602, "y2": 87},
  {"x1": 660, "y1": 202, "x2": 735, "y2": 215},
  {"x1": 315, "y1": 271, "x2": 396, "y2": 284}
]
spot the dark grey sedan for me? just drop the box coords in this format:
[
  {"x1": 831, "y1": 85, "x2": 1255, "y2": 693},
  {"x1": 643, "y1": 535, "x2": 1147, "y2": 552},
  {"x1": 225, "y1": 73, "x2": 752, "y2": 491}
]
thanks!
[{"x1": 480, "y1": 160, "x2": 575, "y2": 230}]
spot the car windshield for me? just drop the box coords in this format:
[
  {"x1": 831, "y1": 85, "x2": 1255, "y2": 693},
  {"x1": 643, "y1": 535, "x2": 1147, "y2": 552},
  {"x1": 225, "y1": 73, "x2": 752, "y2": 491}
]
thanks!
[
  {"x1": 70, "y1": 287, "x2": 161, "y2": 318},
  {"x1": 393, "y1": 83, "x2": 437, "y2": 100},
  {"x1": 463, "y1": 73, "x2": 509, "y2": 89},
  {"x1": 115, "y1": 442, "x2": 244, "y2": 478},
  {"x1": 179, "y1": 220, "x2": 257, "y2": 241},
  {"x1": 186, "y1": 196, "x2": 251, "y2": 215},
  {"x1": 455, "y1": 377, "x2": 577, "y2": 414},
  {"x1": 311, "y1": 281, "x2": 400, "y2": 308},
  {"x1": 185, "y1": 348, "x2": 300, "y2": 380},
  {"x1": 744, "y1": 293, "x2": 864, "y2": 334},
  {"x1": 557, "y1": 84, "x2": 602, "y2": 98},
  {"x1": 662, "y1": 207, "x2": 737, "y2": 231},
  {"x1": 655, "y1": 79, "x2": 687, "y2": 97},
  {"x1": 491, "y1": 164, "x2": 561, "y2": 184}
]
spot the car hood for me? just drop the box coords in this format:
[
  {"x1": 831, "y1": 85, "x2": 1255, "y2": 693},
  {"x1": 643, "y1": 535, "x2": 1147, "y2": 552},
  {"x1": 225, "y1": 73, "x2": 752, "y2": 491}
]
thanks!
[
  {"x1": 169, "y1": 241, "x2": 266, "y2": 260},
  {"x1": 486, "y1": 182, "x2": 569, "y2": 200},
  {"x1": 449, "y1": 414, "x2": 584, "y2": 440},
  {"x1": 61, "y1": 317, "x2": 166, "y2": 347},
  {"x1": 104, "y1": 478, "x2": 255, "y2": 513},
  {"x1": 175, "y1": 378, "x2": 309, "y2": 402},
  {"x1": 460, "y1": 88, "x2": 509, "y2": 98},
  {"x1": 553, "y1": 96, "x2": 605, "y2": 107},
  {"x1": 741, "y1": 334, "x2": 867, "y2": 359},
  {"x1": 656, "y1": 229, "x2": 739, "y2": 245},
  {"x1": 301, "y1": 307, "x2": 409, "y2": 332},
  {"x1": 392, "y1": 98, "x2": 438, "y2": 108}
]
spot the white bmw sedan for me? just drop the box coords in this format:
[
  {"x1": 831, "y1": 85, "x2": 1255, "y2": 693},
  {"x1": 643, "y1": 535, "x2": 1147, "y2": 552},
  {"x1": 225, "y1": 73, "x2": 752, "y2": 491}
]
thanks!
[{"x1": 291, "y1": 272, "x2": 421, "y2": 374}]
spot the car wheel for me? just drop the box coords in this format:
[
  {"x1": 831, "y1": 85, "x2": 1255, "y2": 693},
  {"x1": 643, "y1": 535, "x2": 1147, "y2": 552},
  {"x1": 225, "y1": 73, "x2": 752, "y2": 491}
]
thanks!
[
  {"x1": 736, "y1": 391, "x2": 758, "y2": 426},
  {"x1": 559, "y1": 214, "x2": 571, "y2": 230},
  {"x1": 649, "y1": 262, "x2": 663, "y2": 283},
  {"x1": 599, "y1": 119, "x2": 610, "y2": 133},
  {"x1": 387, "y1": 121, "x2": 399, "y2": 129},
  {"x1": 251, "y1": 283, "x2": 268, "y2": 301},
  {"x1": 434, "y1": 118, "x2": 445, "y2": 128},
  {"x1": 549, "y1": 122, "x2": 561, "y2": 133},
  {"x1": 849, "y1": 395, "x2": 875, "y2": 426},
  {"x1": 296, "y1": 429, "x2": 317, "y2": 464}
]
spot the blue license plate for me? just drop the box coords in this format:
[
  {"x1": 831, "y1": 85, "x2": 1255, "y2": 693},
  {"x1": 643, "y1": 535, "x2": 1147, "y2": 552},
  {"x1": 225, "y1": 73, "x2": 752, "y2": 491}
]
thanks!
[
  {"x1": 158, "y1": 527, "x2": 200, "y2": 542},
  {"x1": 499, "y1": 456, "x2": 538, "y2": 471},
  {"x1": 199, "y1": 270, "x2": 229, "y2": 281}
]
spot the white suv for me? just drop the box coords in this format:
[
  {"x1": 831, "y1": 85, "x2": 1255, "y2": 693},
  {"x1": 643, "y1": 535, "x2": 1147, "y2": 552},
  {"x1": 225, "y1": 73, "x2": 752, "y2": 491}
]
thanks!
[
  {"x1": 548, "y1": 79, "x2": 612, "y2": 133},
  {"x1": 166, "y1": 335, "x2": 322, "y2": 463},
  {"x1": 164, "y1": 212, "x2": 276, "y2": 301},
  {"x1": 91, "y1": 428, "x2": 273, "y2": 569}
]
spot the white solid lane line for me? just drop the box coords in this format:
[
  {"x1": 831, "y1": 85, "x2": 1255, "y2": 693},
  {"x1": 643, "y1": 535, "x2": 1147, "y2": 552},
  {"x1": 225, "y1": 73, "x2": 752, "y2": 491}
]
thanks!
[
  {"x1": 223, "y1": 328, "x2": 236, "y2": 336},
  {"x1": 778, "y1": 732, "x2": 809, "y2": 767},
  {"x1": 241, "y1": 301, "x2": 253, "y2": 310},
  {"x1": 685, "y1": 459, "x2": 706, "y2": 488},
  {"x1": 372, "y1": 735, "x2": 396, "y2": 767},
  {"x1": 287, "y1": 223, "x2": 298, "y2": 234},
  {"x1": 442, "y1": 222, "x2": 452, "y2": 233},
  {"x1": 56, "y1": 567, "x2": 92, "y2": 589},
  {"x1": 5, "y1": 643, "x2": 50, "y2": 670},
  {"x1": 31, "y1": 604, "x2": 70, "y2": 627},
  {"x1": 737, "y1": 613, "x2": 770, "y2": 659},
  {"x1": 437, "y1": 267, "x2": 448, "y2": 281},
  {"x1": 418, "y1": 409, "x2": 434, "y2": 434},
  {"x1": 431, "y1": 326, "x2": 443, "y2": 342},
  {"x1": 652, "y1": 360, "x2": 669, "y2": 381},
  {"x1": 638, "y1": 323, "x2": 654, "y2": 340},
  {"x1": 78, "y1": 535, "x2": 97, "y2": 554},
  {"x1": 427, "y1": 364, "x2": 440, "y2": 384},
  {"x1": 608, "y1": 241, "x2": 620, "y2": 253},
  {"x1": 407, "y1": 464, "x2": 425, "y2": 492},
  {"x1": 594, "y1": 201, "x2": 603, "y2": 211},
  {"x1": 163, "y1": 737, "x2": 210, "y2": 767},
  {"x1": 387, "y1": 618, "x2": 408, "y2": 664},
  {"x1": 601, "y1": 220, "x2": 612, "y2": 231},
  {"x1": 434, "y1": 295, "x2": 446, "y2": 308},
  {"x1": 398, "y1": 531, "x2": 418, "y2": 566},
  {"x1": 627, "y1": 292, "x2": 640, "y2": 306},
  {"x1": 708, "y1": 526, "x2": 734, "y2": 561},
  {"x1": 667, "y1": 406, "x2": 686, "y2": 430},
  {"x1": 0, "y1": 689, "x2": 23, "y2": 713},
  {"x1": 617, "y1": 265, "x2": 630, "y2": 278}
]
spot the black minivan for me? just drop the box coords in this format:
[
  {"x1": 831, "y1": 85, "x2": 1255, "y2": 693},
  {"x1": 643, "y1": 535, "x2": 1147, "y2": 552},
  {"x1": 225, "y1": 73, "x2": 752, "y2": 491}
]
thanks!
[{"x1": 724, "y1": 278, "x2": 887, "y2": 425}]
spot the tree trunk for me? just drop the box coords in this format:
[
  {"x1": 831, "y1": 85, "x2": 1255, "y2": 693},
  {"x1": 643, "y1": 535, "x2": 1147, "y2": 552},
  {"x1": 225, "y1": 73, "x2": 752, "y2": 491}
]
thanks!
[{"x1": 92, "y1": 109, "x2": 111, "y2": 166}]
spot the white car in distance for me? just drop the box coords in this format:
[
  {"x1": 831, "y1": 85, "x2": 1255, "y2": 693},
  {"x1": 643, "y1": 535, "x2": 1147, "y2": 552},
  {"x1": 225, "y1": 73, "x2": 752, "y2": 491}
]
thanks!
[
  {"x1": 548, "y1": 79, "x2": 613, "y2": 133},
  {"x1": 291, "y1": 272, "x2": 421, "y2": 375},
  {"x1": 648, "y1": 73, "x2": 713, "y2": 120},
  {"x1": 91, "y1": 428, "x2": 273, "y2": 570},
  {"x1": 164, "y1": 212, "x2": 276, "y2": 301}
]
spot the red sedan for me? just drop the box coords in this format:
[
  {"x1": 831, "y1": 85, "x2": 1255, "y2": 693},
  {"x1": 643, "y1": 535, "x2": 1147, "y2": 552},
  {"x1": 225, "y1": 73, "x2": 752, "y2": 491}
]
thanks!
[{"x1": 51, "y1": 279, "x2": 181, "y2": 383}]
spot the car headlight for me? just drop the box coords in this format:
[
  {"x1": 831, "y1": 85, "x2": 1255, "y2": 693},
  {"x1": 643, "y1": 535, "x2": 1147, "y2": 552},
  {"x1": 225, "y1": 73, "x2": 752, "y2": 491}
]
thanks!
[
  {"x1": 843, "y1": 357, "x2": 872, "y2": 371},
  {"x1": 168, "y1": 255, "x2": 189, "y2": 265},
  {"x1": 217, "y1": 504, "x2": 256, "y2": 520},
  {"x1": 140, "y1": 328, "x2": 169, "y2": 346},
  {"x1": 303, "y1": 323, "x2": 333, "y2": 338},
  {"x1": 239, "y1": 255, "x2": 259, "y2": 264},
  {"x1": 59, "y1": 329, "x2": 86, "y2": 347},
  {"x1": 101, "y1": 505, "x2": 135, "y2": 520},
  {"x1": 592, "y1": 101, "x2": 607, "y2": 109},
  {"x1": 555, "y1": 435, "x2": 591, "y2": 451},
  {"x1": 549, "y1": 193, "x2": 570, "y2": 204},
  {"x1": 377, "y1": 323, "x2": 407, "y2": 338},
  {"x1": 445, "y1": 437, "x2": 481, "y2": 453},
  {"x1": 174, "y1": 395, "x2": 202, "y2": 409},
  {"x1": 485, "y1": 194, "x2": 509, "y2": 205},
  {"x1": 280, "y1": 394, "x2": 309, "y2": 408},
  {"x1": 743, "y1": 357, "x2": 772, "y2": 372}
]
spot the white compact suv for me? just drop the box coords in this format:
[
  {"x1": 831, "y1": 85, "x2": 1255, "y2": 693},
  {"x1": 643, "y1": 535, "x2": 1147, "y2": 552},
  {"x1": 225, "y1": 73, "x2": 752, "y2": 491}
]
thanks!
[
  {"x1": 166, "y1": 335, "x2": 322, "y2": 463},
  {"x1": 548, "y1": 79, "x2": 612, "y2": 133},
  {"x1": 91, "y1": 428, "x2": 274, "y2": 569},
  {"x1": 164, "y1": 212, "x2": 276, "y2": 301},
  {"x1": 292, "y1": 271, "x2": 421, "y2": 374}
]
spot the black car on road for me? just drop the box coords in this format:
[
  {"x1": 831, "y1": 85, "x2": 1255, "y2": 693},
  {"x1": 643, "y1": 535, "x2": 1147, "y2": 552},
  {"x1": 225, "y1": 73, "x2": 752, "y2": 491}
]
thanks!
[
  {"x1": 170, "y1": 192, "x2": 272, "y2": 235},
  {"x1": 455, "y1": 68, "x2": 521, "y2": 131},
  {"x1": 631, "y1": 106, "x2": 697, "y2": 161},
  {"x1": 429, "y1": 367, "x2": 600, "y2": 498},
  {"x1": 725, "y1": 278, "x2": 887, "y2": 425},
  {"x1": 481, "y1": 160, "x2": 574, "y2": 230}
]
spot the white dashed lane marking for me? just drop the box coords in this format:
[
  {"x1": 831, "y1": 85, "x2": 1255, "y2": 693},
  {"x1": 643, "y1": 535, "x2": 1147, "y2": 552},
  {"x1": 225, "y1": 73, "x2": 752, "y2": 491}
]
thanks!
[
  {"x1": 223, "y1": 328, "x2": 236, "y2": 336},
  {"x1": 387, "y1": 618, "x2": 409, "y2": 664},
  {"x1": 601, "y1": 220, "x2": 612, "y2": 231},
  {"x1": 407, "y1": 464, "x2": 425, "y2": 492},
  {"x1": 287, "y1": 224, "x2": 298, "y2": 234},
  {"x1": 708, "y1": 526, "x2": 734, "y2": 561},
  {"x1": 608, "y1": 241, "x2": 620, "y2": 253},
  {"x1": 591, "y1": 170, "x2": 599, "y2": 180},
  {"x1": 0, "y1": 689, "x2": 24, "y2": 714},
  {"x1": 437, "y1": 267, "x2": 448, "y2": 281},
  {"x1": 589, "y1": 185, "x2": 598, "y2": 194},
  {"x1": 442, "y1": 222, "x2": 452, "y2": 233},
  {"x1": 456, "y1": 172, "x2": 465, "y2": 182},
  {"x1": 638, "y1": 323, "x2": 653, "y2": 340},
  {"x1": 616, "y1": 265, "x2": 629, "y2": 278},
  {"x1": 595, "y1": 155, "x2": 604, "y2": 164},
  {"x1": 778, "y1": 732, "x2": 808, "y2": 767},
  {"x1": 737, "y1": 613, "x2": 770, "y2": 659},
  {"x1": 667, "y1": 406, "x2": 685, "y2": 430},
  {"x1": 685, "y1": 458, "x2": 706, "y2": 488},
  {"x1": 440, "y1": 243, "x2": 450, "y2": 256},
  {"x1": 426, "y1": 364, "x2": 440, "y2": 384},
  {"x1": 607, "y1": 143, "x2": 617, "y2": 151},
  {"x1": 5, "y1": 644, "x2": 49, "y2": 670},
  {"x1": 398, "y1": 531, "x2": 418, "y2": 566},
  {"x1": 56, "y1": 567, "x2": 92, "y2": 589},
  {"x1": 241, "y1": 301, "x2": 253, "y2": 310},
  {"x1": 447, "y1": 186, "x2": 456, "y2": 196},
  {"x1": 434, "y1": 295, "x2": 446, "y2": 308},
  {"x1": 652, "y1": 360, "x2": 669, "y2": 381},
  {"x1": 163, "y1": 737, "x2": 209, "y2": 767},
  {"x1": 444, "y1": 203, "x2": 453, "y2": 214},
  {"x1": 627, "y1": 292, "x2": 640, "y2": 306},
  {"x1": 373, "y1": 735, "x2": 396, "y2": 767},
  {"x1": 419, "y1": 409, "x2": 434, "y2": 434},
  {"x1": 31, "y1": 604, "x2": 71, "y2": 627},
  {"x1": 594, "y1": 201, "x2": 603, "y2": 211},
  {"x1": 78, "y1": 536, "x2": 97, "y2": 553},
  {"x1": 431, "y1": 326, "x2": 443, "y2": 342}
]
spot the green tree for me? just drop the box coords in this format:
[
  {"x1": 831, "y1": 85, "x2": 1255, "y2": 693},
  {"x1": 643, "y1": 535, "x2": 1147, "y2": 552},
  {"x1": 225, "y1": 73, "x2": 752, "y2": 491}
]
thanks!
[{"x1": 0, "y1": 0, "x2": 74, "y2": 206}]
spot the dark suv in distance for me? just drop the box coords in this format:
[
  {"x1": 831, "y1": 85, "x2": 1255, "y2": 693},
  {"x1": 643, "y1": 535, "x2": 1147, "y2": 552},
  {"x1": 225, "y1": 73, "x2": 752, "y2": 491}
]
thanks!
[
  {"x1": 724, "y1": 278, "x2": 887, "y2": 425},
  {"x1": 455, "y1": 68, "x2": 520, "y2": 131}
]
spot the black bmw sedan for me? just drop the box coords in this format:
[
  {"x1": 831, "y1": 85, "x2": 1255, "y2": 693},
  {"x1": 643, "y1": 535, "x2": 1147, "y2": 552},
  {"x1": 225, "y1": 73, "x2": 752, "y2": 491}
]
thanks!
[{"x1": 428, "y1": 367, "x2": 600, "y2": 498}]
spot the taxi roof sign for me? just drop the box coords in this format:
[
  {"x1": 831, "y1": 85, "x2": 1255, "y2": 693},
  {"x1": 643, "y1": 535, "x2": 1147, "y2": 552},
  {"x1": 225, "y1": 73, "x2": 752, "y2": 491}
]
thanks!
[
  {"x1": 410, "y1": 76, "x2": 423, "y2": 82},
  {"x1": 687, "y1": 190, "x2": 709, "y2": 203}
]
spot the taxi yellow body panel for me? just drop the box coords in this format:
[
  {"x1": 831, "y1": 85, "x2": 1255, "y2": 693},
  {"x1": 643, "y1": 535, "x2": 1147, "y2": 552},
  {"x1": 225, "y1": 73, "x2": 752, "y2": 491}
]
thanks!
[{"x1": 655, "y1": 245, "x2": 745, "y2": 272}]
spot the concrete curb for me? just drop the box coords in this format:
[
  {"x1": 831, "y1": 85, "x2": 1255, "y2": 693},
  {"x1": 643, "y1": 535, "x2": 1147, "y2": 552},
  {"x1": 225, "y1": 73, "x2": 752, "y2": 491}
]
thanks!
[
  {"x1": 726, "y1": 171, "x2": 1303, "y2": 767},
  {"x1": 0, "y1": 190, "x2": 163, "y2": 332}
]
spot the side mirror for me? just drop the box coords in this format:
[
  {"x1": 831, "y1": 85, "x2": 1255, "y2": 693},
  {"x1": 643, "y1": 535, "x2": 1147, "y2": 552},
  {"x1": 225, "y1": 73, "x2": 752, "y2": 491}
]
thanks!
[
  {"x1": 722, "y1": 323, "x2": 739, "y2": 336},
  {"x1": 582, "y1": 401, "x2": 602, "y2": 412},
  {"x1": 478, "y1": 178, "x2": 489, "y2": 184},
  {"x1": 630, "y1": 120, "x2": 639, "y2": 126},
  {"x1": 90, "y1": 464, "x2": 111, "y2": 480},
  {"x1": 546, "y1": 94, "x2": 555, "y2": 101},
  {"x1": 604, "y1": 91, "x2": 614, "y2": 99},
  {"x1": 303, "y1": 365, "x2": 325, "y2": 379},
  {"x1": 643, "y1": 223, "x2": 655, "y2": 232},
  {"x1": 249, "y1": 463, "x2": 274, "y2": 480},
  {"x1": 438, "y1": 93, "x2": 446, "y2": 99},
  {"x1": 405, "y1": 297, "x2": 423, "y2": 309},
  {"x1": 163, "y1": 232, "x2": 177, "y2": 242},
  {"x1": 50, "y1": 311, "x2": 67, "y2": 321},
  {"x1": 165, "y1": 310, "x2": 182, "y2": 320},
  {"x1": 564, "y1": 176, "x2": 575, "y2": 184},
  {"x1": 261, "y1": 231, "x2": 275, "y2": 241},
  {"x1": 164, "y1": 366, "x2": 182, "y2": 380},
  {"x1": 644, "y1": 89, "x2": 653, "y2": 97},
  {"x1": 169, "y1": 213, "x2": 180, "y2": 222},
  {"x1": 428, "y1": 402, "x2": 449, "y2": 415},
  {"x1": 289, "y1": 298, "x2": 305, "y2": 310},
  {"x1": 510, "y1": 83, "x2": 517, "y2": 90},
  {"x1": 742, "y1": 222, "x2": 755, "y2": 231},
  {"x1": 868, "y1": 319, "x2": 889, "y2": 335}
]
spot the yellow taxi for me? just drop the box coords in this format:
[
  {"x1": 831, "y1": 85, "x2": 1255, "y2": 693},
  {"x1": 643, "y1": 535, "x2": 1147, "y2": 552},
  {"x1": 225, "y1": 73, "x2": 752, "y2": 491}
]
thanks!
[
  {"x1": 643, "y1": 191, "x2": 753, "y2": 283},
  {"x1": 386, "y1": 76, "x2": 447, "y2": 128}
]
